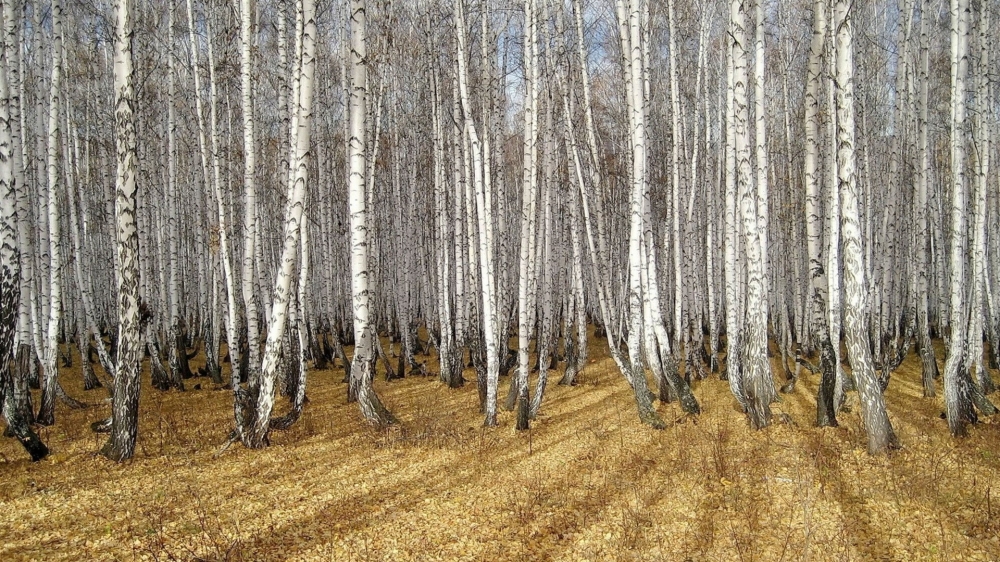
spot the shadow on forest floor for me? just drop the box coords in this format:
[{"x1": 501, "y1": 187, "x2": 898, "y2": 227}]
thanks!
[{"x1": 2, "y1": 330, "x2": 1000, "y2": 561}]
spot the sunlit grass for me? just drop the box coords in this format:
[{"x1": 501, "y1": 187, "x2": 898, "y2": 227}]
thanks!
[{"x1": 1, "y1": 333, "x2": 998, "y2": 561}]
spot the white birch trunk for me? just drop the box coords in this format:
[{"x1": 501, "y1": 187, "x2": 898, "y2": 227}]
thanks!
[
  {"x1": 834, "y1": 0, "x2": 898, "y2": 453},
  {"x1": 187, "y1": 0, "x2": 241, "y2": 394},
  {"x1": 804, "y1": 0, "x2": 837, "y2": 426},
  {"x1": 668, "y1": 0, "x2": 683, "y2": 347},
  {"x1": 166, "y1": 1, "x2": 184, "y2": 390},
  {"x1": 967, "y1": 3, "x2": 992, "y2": 394},
  {"x1": 455, "y1": 0, "x2": 499, "y2": 427},
  {"x1": 724, "y1": 27, "x2": 744, "y2": 407},
  {"x1": 914, "y1": 0, "x2": 938, "y2": 397},
  {"x1": 616, "y1": 0, "x2": 679, "y2": 427},
  {"x1": 37, "y1": 0, "x2": 64, "y2": 427},
  {"x1": 348, "y1": 0, "x2": 395, "y2": 427},
  {"x1": 240, "y1": 0, "x2": 261, "y2": 388},
  {"x1": 942, "y1": 0, "x2": 980, "y2": 435},
  {"x1": 0, "y1": 8, "x2": 47, "y2": 460},
  {"x1": 514, "y1": 0, "x2": 539, "y2": 430},
  {"x1": 826, "y1": 14, "x2": 845, "y2": 408},
  {"x1": 752, "y1": 0, "x2": 769, "y2": 305},
  {"x1": 244, "y1": 0, "x2": 324, "y2": 445},
  {"x1": 102, "y1": 0, "x2": 142, "y2": 462},
  {"x1": 731, "y1": 0, "x2": 774, "y2": 428}
]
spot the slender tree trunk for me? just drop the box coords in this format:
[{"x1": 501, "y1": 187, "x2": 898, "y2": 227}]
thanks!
[
  {"x1": 165, "y1": 1, "x2": 185, "y2": 391},
  {"x1": 723, "y1": 28, "x2": 744, "y2": 400},
  {"x1": 102, "y1": 0, "x2": 142, "y2": 462},
  {"x1": 668, "y1": 0, "x2": 683, "y2": 349},
  {"x1": 348, "y1": 0, "x2": 395, "y2": 427},
  {"x1": 826, "y1": 14, "x2": 846, "y2": 410},
  {"x1": 7, "y1": 0, "x2": 35, "y2": 426},
  {"x1": 36, "y1": 0, "x2": 64, "y2": 427},
  {"x1": 804, "y1": 0, "x2": 837, "y2": 427},
  {"x1": 184, "y1": 0, "x2": 239, "y2": 395},
  {"x1": 455, "y1": 0, "x2": 499, "y2": 427},
  {"x1": 967, "y1": 2, "x2": 994, "y2": 396},
  {"x1": 0, "y1": 10, "x2": 46, "y2": 460},
  {"x1": 752, "y1": 0, "x2": 769, "y2": 312},
  {"x1": 514, "y1": 0, "x2": 539, "y2": 431},
  {"x1": 430, "y1": 68, "x2": 460, "y2": 389},
  {"x1": 616, "y1": 0, "x2": 671, "y2": 428},
  {"x1": 834, "y1": 0, "x2": 898, "y2": 454},
  {"x1": 245, "y1": 0, "x2": 325, "y2": 445},
  {"x1": 942, "y1": 0, "x2": 982, "y2": 435},
  {"x1": 240, "y1": 0, "x2": 261, "y2": 391},
  {"x1": 914, "y1": 0, "x2": 938, "y2": 397},
  {"x1": 731, "y1": 0, "x2": 774, "y2": 429}
]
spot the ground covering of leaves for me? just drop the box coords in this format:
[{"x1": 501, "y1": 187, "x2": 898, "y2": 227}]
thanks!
[{"x1": 2, "y1": 334, "x2": 999, "y2": 562}]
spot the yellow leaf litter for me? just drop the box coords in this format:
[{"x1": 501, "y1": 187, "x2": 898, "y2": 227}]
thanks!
[{"x1": 1, "y1": 334, "x2": 999, "y2": 561}]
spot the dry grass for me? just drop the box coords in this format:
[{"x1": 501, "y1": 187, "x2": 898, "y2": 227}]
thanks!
[{"x1": 2, "y1": 335, "x2": 1000, "y2": 561}]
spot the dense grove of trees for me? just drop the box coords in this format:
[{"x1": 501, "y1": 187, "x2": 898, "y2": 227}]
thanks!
[{"x1": 1, "y1": 0, "x2": 998, "y2": 461}]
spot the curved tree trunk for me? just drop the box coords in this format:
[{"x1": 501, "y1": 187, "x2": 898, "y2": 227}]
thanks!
[
  {"x1": 834, "y1": 0, "x2": 898, "y2": 454},
  {"x1": 245, "y1": 0, "x2": 325, "y2": 446}
]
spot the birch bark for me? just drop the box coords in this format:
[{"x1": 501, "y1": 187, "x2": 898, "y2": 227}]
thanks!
[
  {"x1": 455, "y1": 0, "x2": 499, "y2": 427},
  {"x1": 0, "y1": 8, "x2": 46, "y2": 460},
  {"x1": 244, "y1": 0, "x2": 329, "y2": 444},
  {"x1": 240, "y1": 0, "x2": 261, "y2": 389},
  {"x1": 515, "y1": 0, "x2": 539, "y2": 430},
  {"x1": 348, "y1": 0, "x2": 396, "y2": 427},
  {"x1": 804, "y1": 0, "x2": 837, "y2": 426},
  {"x1": 731, "y1": 0, "x2": 774, "y2": 428},
  {"x1": 834, "y1": 0, "x2": 898, "y2": 453},
  {"x1": 36, "y1": 0, "x2": 64, "y2": 427},
  {"x1": 102, "y1": 0, "x2": 142, "y2": 462},
  {"x1": 914, "y1": 0, "x2": 938, "y2": 397},
  {"x1": 942, "y1": 0, "x2": 984, "y2": 435}
]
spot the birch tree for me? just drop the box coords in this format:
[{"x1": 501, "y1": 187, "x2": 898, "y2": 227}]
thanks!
[
  {"x1": 454, "y1": 0, "x2": 500, "y2": 427},
  {"x1": 240, "y1": 0, "x2": 261, "y2": 390},
  {"x1": 36, "y1": 0, "x2": 64, "y2": 427},
  {"x1": 803, "y1": 0, "x2": 837, "y2": 426},
  {"x1": 942, "y1": 0, "x2": 995, "y2": 435},
  {"x1": 833, "y1": 0, "x2": 898, "y2": 454},
  {"x1": 913, "y1": 0, "x2": 938, "y2": 397},
  {"x1": 0, "y1": 5, "x2": 46, "y2": 460},
  {"x1": 348, "y1": 0, "x2": 395, "y2": 427},
  {"x1": 616, "y1": 0, "x2": 699, "y2": 428},
  {"x1": 102, "y1": 0, "x2": 142, "y2": 462},
  {"x1": 514, "y1": 0, "x2": 540, "y2": 430},
  {"x1": 729, "y1": 0, "x2": 774, "y2": 429}
]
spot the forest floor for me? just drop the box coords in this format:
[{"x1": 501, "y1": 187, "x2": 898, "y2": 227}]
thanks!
[{"x1": 2, "y1": 333, "x2": 1000, "y2": 562}]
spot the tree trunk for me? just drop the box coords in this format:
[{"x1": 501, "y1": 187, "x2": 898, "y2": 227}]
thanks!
[
  {"x1": 36, "y1": 0, "x2": 64, "y2": 428},
  {"x1": 0, "y1": 14, "x2": 47, "y2": 461},
  {"x1": 102, "y1": 0, "x2": 142, "y2": 462},
  {"x1": 834, "y1": 0, "x2": 898, "y2": 454},
  {"x1": 804, "y1": 0, "x2": 837, "y2": 427},
  {"x1": 731, "y1": 0, "x2": 774, "y2": 429},
  {"x1": 347, "y1": 0, "x2": 395, "y2": 428},
  {"x1": 245, "y1": 0, "x2": 324, "y2": 446},
  {"x1": 240, "y1": 0, "x2": 261, "y2": 392},
  {"x1": 454, "y1": 0, "x2": 499, "y2": 427},
  {"x1": 942, "y1": 0, "x2": 984, "y2": 435}
]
